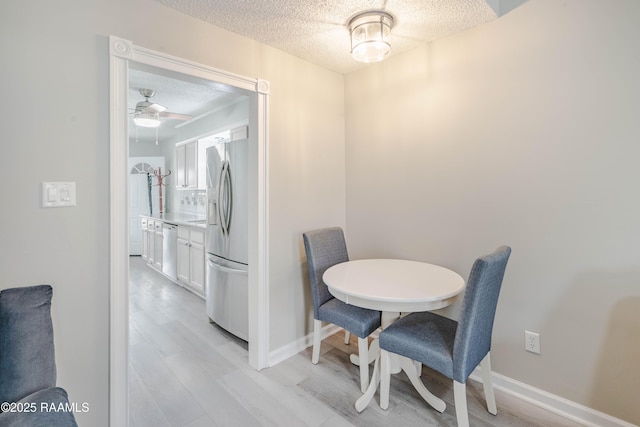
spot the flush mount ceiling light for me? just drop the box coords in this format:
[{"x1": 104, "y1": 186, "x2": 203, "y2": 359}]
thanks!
[
  {"x1": 349, "y1": 11, "x2": 394, "y2": 63},
  {"x1": 133, "y1": 110, "x2": 161, "y2": 128}
]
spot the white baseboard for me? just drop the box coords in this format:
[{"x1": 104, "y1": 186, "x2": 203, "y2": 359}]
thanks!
[
  {"x1": 268, "y1": 324, "x2": 341, "y2": 367},
  {"x1": 270, "y1": 333, "x2": 635, "y2": 427},
  {"x1": 469, "y1": 369, "x2": 636, "y2": 427}
]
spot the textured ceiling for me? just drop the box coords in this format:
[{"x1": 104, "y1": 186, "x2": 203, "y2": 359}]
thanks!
[
  {"x1": 129, "y1": 65, "x2": 247, "y2": 144},
  {"x1": 131, "y1": 1, "x2": 528, "y2": 143},
  {"x1": 156, "y1": 0, "x2": 503, "y2": 74}
]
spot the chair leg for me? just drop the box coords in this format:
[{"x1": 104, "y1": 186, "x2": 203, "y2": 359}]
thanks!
[
  {"x1": 481, "y1": 352, "x2": 497, "y2": 415},
  {"x1": 357, "y1": 337, "x2": 370, "y2": 393},
  {"x1": 380, "y1": 350, "x2": 391, "y2": 409},
  {"x1": 453, "y1": 381, "x2": 469, "y2": 427},
  {"x1": 344, "y1": 330, "x2": 351, "y2": 345},
  {"x1": 312, "y1": 319, "x2": 322, "y2": 364}
]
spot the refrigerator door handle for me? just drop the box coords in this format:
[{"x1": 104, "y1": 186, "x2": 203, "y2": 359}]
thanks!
[
  {"x1": 218, "y1": 161, "x2": 232, "y2": 235},
  {"x1": 217, "y1": 161, "x2": 228, "y2": 235},
  {"x1": 216, "y1": 165, "x2": 222, "y2": 229},
  {"x1": 207, "y1": 258, "x2": 247, "y2": 275},
  {"x1": 223, "y1": 161, "x2": 232, "y2": 233}
]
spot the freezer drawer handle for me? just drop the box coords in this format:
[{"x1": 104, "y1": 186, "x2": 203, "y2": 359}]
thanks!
[{"x1": 207, "y1": 259, "x2": 248, "y2": 275}]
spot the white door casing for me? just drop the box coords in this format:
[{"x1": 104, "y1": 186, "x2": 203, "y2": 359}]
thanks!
[{"x1": 109, "y1": 36, "x2": 270, "y2": 427}]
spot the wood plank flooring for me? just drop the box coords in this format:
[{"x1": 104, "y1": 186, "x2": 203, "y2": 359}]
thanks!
[{"x1": 129, "y1": 256, "x2": 582, "y2": 427}]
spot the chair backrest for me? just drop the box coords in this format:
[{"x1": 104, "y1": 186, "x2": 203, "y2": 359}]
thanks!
[
  {"x1": 303, "y1": 227, "x2": 349, "y2": 319},
  {"x1": 453, "y1": 246, "x2": 511, "y2": 383},
  {"x1": 0, "y1": 284, "x2": 57, "y2": 403}
]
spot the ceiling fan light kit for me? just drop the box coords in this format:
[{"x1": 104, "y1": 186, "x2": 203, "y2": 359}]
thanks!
[
  {"x1": 349, "y1": 11, "x2": 394, "y2": 63},
  {"x1": 133, "y1": 110, "x2": 162, "y2": 128},
  {"x1": 132, "y1": 88, "x2": 192, "y2": 129}
]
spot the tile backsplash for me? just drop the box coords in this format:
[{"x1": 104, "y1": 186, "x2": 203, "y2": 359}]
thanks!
[{"x1": 175, "y1": 189, "x2": 206, "y2": 215}]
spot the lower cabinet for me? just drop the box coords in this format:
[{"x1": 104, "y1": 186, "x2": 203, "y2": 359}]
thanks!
[
  {"x1": 153, "y1": 220, "x2": 163, "y2": 271},
  {"x1": 140, "y1": 217, "x2": 205, "y2": 299},
  {"x1": 141, "y1": 218, "x2": 149, "y2": 262},
  {"x1": 141, "y1": 218, "x2": 163, "y2": 272},
  {"x1": 177, "y1": 226, "x2": 205, "y2": 297}
]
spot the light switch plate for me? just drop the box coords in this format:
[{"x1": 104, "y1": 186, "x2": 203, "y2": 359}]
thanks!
[{"x1": 42, "y1": 182, "x2": 77, "y2": 207}]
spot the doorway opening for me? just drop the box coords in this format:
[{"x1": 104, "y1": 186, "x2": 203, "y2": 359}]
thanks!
[{"x1": 109, "y1": 36, "x2": 269, "y2": 426}]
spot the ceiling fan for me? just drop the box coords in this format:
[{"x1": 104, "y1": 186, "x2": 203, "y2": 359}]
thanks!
[{"x1": 132, "y1": 88, "x2": 193, "y2": 128}]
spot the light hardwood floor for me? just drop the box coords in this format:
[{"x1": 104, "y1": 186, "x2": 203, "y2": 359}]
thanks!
[{"x1": 129, "y1": 256, "x2": 582, "y2": 427}]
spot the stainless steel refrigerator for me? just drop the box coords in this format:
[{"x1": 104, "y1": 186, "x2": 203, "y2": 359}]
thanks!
[{"x1": 205, "y1": 126, "x2": 249, "y2": 341}]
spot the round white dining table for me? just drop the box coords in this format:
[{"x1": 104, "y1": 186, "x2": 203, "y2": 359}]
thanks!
[{"x1": 323, "y1": 258, "x2": 465, "y2": 412}]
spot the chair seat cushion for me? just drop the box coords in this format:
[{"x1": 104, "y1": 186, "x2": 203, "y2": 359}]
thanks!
[
  {"x1": 0, "y1": 387, "x2": 78, "y2": 426},
  {"x1": 318, "y1": 298, "x2": 381, "y2": 338},
  {"x1": 379, "y1": 311, "x2": 458, "y2": 379}
]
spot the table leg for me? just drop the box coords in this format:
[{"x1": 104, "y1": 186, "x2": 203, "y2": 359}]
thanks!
[
  {"x1": 355, "y1": 355, "x2": 380, "y2": 413},
  {"x1": 380, "y1": 311, "x2": 403, "y2": 375},
  {"x1": 353, "y1": 310, "x2": 405, "y2": 413},
  {"x1": 350, "y1": 311, "x2": 401, "y2": 368},
  {"x1": 399, "y1": 356, "x2": 446, "y2": 412},
  {"x1": 349, "y1": 338, "x2": 379, "y2": 366},
  {"x1": 381, "y1": 311, "x2": 400, "y2": 328}
]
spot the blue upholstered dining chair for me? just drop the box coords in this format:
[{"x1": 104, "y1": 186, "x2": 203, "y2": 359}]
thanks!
[
  {"x1": 378, "y1": 246, "x2": 511, "y2": 427},
  {"x1": 0, "y1": 285, "x2": 78, "y2": 426},
  {"x1": 303, "y1": 227, "x2": 382, "y2": 393}
]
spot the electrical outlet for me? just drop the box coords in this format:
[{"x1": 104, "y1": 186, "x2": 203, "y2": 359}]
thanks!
[{"x1": 525, "y1": 331, "x2": 540, "y2": 354}]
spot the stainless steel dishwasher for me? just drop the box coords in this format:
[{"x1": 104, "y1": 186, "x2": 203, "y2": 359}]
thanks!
[{"x1": 162, "y1": 223, "x2": 178, "y2": 280}]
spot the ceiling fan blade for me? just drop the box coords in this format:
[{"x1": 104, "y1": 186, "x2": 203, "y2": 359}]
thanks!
[{"x1": 160, "y1": 112, "x2": 193, "y2": 121}]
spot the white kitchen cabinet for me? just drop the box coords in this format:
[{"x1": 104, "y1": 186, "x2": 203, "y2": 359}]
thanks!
[
  {"x1": 176, "y1": 226, "x2": 205, "y2": 298},
  {"x1": 176, "y1": 144, "x2": 185, "y2": 186},
  {"x1": 177, "y1": 231, "x2": 190, "y2": 284},
  {"x1": 153, "y1": 220, "x2": 163, "y2": 271},
  {"x1": 143, "y1": 218, "x2": 161, "y2": 271},
  {"x1": 175, "y1": 141, "x2": 198, "y2": 189},
  {"x1": 141, "y1": 218, "x2": 149, "y2": 262},
  {"x1": 146, "y1": 219, "x2": 155, "y2": 265},
  {"x1": 189, "y1": 231, "x2": 205, "y2": 295}
]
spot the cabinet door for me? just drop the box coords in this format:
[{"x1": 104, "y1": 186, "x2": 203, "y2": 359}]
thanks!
[
  {"x1": 185, "y1": 141, "x2": 198, "y2": 188},
  {"x1": 141, "y1": 219, "x2": 148, "y2": 261},
  {"x1": 176, "y1": 141, "x2": 198, "y2": 189},
  {"x1": 177, "y1": 237, "x2": 190, "y2": 284},
  {"x1": 154, "y1": 230, "x2": 163, "y2": 270},
  {"x1": 189, "y1": 241, "x2": 205, "y2": 296},
  {"x1": 147, "y1": 221, "x2": 155, "y2": 264},
  {"x1": 176, "y1": 144, "x2": 186, "y2": 188}
]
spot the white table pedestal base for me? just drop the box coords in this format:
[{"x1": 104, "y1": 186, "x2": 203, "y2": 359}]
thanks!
[
  {"x1": 355, "y1": 356, "x2": 380, "y2": 412},
  {"x1": 355, "y1": 311, "x2": 441, "y2": 412},
  {"x1": 355, "y1": 352, "x2": 445, "y2": 413},
  {"x1": 350, "y1": 311, "x2": 401, "y2": 371},
  {"x1": 380, "y1": 352, "x2": 446, "y2": 413}
]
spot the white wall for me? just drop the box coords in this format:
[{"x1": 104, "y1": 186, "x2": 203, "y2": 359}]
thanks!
[
  {"x1": 0, "y1": 0, "x2": 345, "y2": 424},
  {"x1": 344, "y1": 0, "x2": 640, "y2": 424},
  {"x1": 260, "y1": 52, "x2": 346, "y2": 347}
]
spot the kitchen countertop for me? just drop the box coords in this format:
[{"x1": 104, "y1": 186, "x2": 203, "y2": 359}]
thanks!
[{"x1": 141, "y1": 213, "x2": 206, "y2": 229}]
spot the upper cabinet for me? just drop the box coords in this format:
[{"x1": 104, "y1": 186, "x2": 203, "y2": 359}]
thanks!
[
  {"x1": 175, "y1": 140, "x2": 198, "y2": 189},
  {"x1": 176, "y1": 126, "x2": 248, "y2": 190}
]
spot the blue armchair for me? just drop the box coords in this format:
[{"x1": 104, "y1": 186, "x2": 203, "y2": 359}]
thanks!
[{"x1": 0, "y1": 285, "x2": 78, "y2": 426}]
